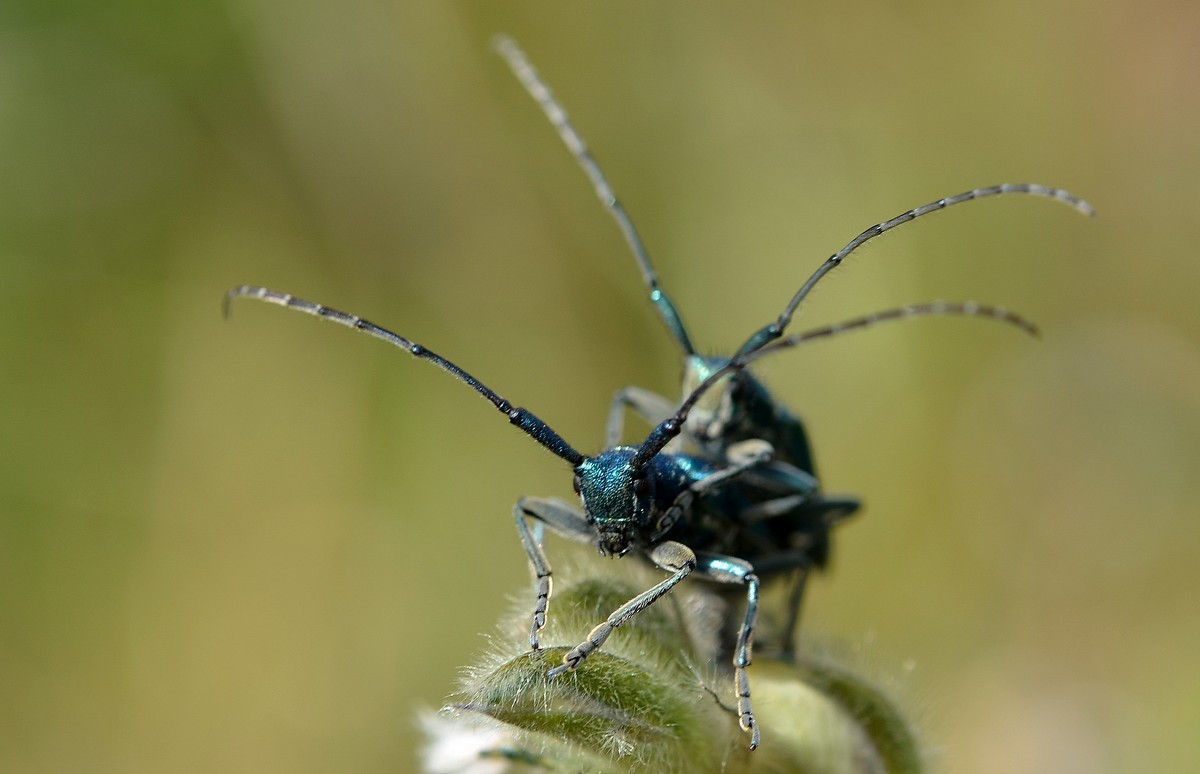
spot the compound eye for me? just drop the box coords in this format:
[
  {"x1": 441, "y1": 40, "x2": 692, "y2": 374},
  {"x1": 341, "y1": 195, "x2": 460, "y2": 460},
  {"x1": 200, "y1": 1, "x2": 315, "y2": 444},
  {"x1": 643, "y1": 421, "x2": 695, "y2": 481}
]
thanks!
[
  {"x1": 572, "y1": 474, "x2": 582, "y2": 495},
  {"x1": 633, "y1": 475, "x2": 652, "y2": 500}
]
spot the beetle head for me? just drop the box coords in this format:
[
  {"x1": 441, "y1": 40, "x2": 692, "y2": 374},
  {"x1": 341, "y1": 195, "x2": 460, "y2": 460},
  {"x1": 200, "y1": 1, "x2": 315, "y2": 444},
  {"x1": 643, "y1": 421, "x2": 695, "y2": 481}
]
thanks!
[{"x1": 573, "y1": 448, "x2": 655, "y2": 557}]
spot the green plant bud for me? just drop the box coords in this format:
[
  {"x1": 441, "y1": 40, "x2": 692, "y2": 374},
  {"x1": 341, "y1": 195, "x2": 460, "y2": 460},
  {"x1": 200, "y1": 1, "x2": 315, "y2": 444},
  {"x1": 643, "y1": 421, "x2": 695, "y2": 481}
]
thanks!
[{"x1": 430, "y1": 567, "x2": 922, "y2": 773}]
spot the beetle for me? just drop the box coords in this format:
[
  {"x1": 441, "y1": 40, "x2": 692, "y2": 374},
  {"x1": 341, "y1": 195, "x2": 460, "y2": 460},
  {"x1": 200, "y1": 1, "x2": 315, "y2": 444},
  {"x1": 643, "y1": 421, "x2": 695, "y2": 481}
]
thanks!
[
  {"x1": 493, "y1": 35, "x2": 1095, "y2": 652},
  {"x1": 226, "y1": 38, "x2": 1094, "y2": 750},
  {"x1": 225, "y1": 285, "x2": 1040, "y2": 749}
]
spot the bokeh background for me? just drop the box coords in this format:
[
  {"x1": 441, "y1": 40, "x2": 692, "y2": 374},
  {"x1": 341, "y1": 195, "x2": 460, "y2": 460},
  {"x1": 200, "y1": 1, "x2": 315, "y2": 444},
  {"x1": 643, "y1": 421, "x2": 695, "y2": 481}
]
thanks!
[{"x1": 2, "y1": 1, "x2": 1197, "y2": 772}]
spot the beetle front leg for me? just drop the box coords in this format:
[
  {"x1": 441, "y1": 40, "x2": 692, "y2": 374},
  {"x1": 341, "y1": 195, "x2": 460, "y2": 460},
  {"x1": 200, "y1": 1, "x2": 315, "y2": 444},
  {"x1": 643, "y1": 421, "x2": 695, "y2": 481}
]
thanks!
[
  {"x1": 649, "y1": 439, "x2": 777, "y2": 543},
  {"x1": 547, "y1": 540, "x2": 697, "y2": 677},
  {"x1": 695, "y1": 552, "x2": 762, "y2": 750},
  {"x1": 514, "y1": 497, "x2": 596, "y2": 650}
]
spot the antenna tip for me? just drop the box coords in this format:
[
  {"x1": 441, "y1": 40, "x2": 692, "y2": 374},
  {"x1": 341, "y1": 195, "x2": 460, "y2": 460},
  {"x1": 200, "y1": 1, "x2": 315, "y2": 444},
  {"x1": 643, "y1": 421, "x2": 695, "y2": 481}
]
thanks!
[
  {"x1": 490, "y1": 34, "x2": 517, "y2": 56},
  {"x1": 222, "y1": 285, "x2": 251, "y2": 320},
  {"x1": 221, "y1": 289, "x2": 236, "y2": 320}
]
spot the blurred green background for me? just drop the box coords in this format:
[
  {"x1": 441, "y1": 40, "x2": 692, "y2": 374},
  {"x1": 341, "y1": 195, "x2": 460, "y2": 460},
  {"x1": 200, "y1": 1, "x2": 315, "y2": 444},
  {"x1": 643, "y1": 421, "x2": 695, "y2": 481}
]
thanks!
[{"x1": 2, "y1": 1, "x2": 1197, "y2": 772}]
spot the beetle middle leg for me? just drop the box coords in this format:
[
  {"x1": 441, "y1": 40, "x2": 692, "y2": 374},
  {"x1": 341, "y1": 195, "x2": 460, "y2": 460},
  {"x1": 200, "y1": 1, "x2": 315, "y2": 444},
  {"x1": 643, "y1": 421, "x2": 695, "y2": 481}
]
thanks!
[{"x1": 736, "y1": 497, "x2": 859, "y2": 657}]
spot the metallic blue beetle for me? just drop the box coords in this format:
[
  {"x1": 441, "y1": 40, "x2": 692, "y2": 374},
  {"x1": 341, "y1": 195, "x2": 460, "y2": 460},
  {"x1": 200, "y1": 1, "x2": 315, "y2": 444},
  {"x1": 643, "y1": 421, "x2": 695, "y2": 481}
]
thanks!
[{"x1": 226, "y1": 38, "x2": 1093, "y2": 751}]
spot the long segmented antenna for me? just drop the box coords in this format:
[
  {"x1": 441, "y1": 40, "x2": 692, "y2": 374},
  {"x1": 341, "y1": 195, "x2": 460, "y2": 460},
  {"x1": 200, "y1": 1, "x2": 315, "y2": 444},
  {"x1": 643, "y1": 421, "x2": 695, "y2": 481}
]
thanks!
[
  {"x1": 633, "y1": 300, "x2": 1038, "y2": 469},
  {"x1": 733, "y1": 184, "x2": 1095, "y2": 358},
  {"x1": 493, "y1": 35, "x2": 696, "y2": 357},
  {"x1": 224, "y1": 286, "x2": 585, "y2": 466}
]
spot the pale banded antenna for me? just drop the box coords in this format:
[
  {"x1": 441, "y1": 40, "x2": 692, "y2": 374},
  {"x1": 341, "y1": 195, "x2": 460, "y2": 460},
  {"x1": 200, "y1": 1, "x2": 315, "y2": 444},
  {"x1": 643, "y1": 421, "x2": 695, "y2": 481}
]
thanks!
[
  {"x1": 633, "y1": 301, "x2": 1038, "y2": 469},
  {"x1": 734, "y1": 184, "x2": 1095, "y2": 357},
  {"x1": 493, "y1": 35, "x2": 696, "y2": 356},
  {"x1": 758, "y1": 300, "x2": 1039, "y2": 350},
  {"x1": 223, "y1": 285, "x2": 585, "y2": 465}
]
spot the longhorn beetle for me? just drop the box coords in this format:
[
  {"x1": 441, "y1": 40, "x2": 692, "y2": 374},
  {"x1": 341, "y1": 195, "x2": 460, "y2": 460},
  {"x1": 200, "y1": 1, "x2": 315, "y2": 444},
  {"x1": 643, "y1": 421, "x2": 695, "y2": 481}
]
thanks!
[
  {"x1": 227, "y1": 40, "x2": 1094, "y2": 752},
  {"x1": 227, "y1": 287, "x2": 1039, "y2": 750},
  {"x1": 493, "y1": 36, "x2": 1096, "y2": 651}
]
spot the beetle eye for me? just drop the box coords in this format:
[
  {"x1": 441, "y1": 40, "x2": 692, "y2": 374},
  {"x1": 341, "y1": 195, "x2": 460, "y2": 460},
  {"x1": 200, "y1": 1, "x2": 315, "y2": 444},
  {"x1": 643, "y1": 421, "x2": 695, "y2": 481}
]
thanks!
[
  {"x1": 633, "y1": 476, "x2": 651, "y2": 499},
  {"x1": 572, "y1": 475, "x2": 582, "y2": 495}
]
